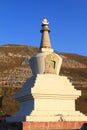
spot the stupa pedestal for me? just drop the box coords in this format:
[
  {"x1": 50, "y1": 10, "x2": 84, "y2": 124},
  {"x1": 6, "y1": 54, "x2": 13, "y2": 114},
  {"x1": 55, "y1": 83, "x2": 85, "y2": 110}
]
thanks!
[
  {"x1": 6, "y1": 74, "x2": 87, "y2": 122},
  {"x1": 6, "y1": 18, "x2": 87, "y2": 129}
]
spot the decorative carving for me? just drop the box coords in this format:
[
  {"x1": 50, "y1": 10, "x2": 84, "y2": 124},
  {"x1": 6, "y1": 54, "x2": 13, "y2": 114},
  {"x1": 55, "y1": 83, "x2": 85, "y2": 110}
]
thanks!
[{"x1": 44, "y1": 53, "x2": 59, "y2": 74}]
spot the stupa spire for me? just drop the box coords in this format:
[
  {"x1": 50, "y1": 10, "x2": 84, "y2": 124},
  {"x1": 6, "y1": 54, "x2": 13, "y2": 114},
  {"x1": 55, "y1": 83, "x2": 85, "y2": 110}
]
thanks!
[{"x1": 40, "y1": 17, "x2": 51, "y2": 50}]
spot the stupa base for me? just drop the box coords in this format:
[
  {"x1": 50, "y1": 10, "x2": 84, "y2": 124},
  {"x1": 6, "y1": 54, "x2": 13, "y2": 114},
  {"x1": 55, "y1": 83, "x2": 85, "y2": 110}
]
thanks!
[
  {"x1": 6, "y1": 109, "x2": 87, "y2": 122},
  {"x1": 26, "y1": 110, "x2": 87, "y2": 122}
]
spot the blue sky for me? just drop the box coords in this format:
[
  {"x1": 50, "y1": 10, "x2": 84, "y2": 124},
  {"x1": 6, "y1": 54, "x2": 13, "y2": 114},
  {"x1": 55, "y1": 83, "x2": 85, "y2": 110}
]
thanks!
[{"x1": 0, "y1": 0, "x2": 87, "y2": 56}]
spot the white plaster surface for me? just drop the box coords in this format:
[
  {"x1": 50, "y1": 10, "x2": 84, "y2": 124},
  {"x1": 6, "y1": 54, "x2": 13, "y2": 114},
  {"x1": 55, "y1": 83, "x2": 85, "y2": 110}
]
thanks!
[
  {"x1": 29, "y1": 52, "x2": 62, "y2": 75},
  {"x1": 6, "y1": 74, "x2": 87, "y2": 122}
]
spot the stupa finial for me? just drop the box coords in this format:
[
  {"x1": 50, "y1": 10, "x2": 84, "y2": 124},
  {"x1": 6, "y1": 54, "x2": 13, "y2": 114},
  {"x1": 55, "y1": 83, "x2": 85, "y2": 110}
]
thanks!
[
  {"x1": 40, "y1": 17, "x2": 51, "y2": 50},
  {"x1": 42, "y1": 17, "x2": 49, "y2": 25}
]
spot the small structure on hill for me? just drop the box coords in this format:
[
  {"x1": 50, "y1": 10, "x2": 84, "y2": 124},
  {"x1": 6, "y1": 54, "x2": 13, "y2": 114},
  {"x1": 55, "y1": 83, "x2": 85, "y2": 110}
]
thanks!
[{"x1": 6, "y1": 18, "x2": 87, "y2": 122}]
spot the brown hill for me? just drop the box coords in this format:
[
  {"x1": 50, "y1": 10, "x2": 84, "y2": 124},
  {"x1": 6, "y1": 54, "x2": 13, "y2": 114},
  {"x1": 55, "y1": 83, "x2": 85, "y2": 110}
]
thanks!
[
  {"x1": 0, "y1": 44, "x2": 87, "y2": 116},
  {"x1": 0, "y1": 44, "x2": 38, "y2": 72}
]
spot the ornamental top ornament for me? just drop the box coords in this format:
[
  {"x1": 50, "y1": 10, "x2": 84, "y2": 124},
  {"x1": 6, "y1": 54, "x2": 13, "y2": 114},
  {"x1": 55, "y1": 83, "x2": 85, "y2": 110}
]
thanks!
[{"x1": 42, "y1": 17, "x2": 49, "y2": 26}]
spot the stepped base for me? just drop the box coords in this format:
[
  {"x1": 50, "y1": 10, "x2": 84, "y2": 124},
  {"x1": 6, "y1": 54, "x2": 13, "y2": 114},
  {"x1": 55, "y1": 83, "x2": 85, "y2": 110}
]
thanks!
[
  {"x1": 26, "y1": 114, "x2": 87, "y2": 122},
  {"x1": 7, "y1": 110, "x2": 87, "y2": 122},
  {"x1": 6, "y1": 73, "x2": 87, "y2": 129},
  {"x1": 6, "y1": 74, "x2": 87, "y2": 123},
  {"x1": 25, "y1": 110, "x2": 87, "y2": 122}
]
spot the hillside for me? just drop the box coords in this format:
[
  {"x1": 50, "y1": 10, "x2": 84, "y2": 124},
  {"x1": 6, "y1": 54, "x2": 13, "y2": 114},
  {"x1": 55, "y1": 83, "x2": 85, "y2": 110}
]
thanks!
[
  {"x1": 0, "y1": 44, "x2": 38, "y2": 72},
  {"x1": 0, "y1": 44, "x2": 87, "y2": 116}
]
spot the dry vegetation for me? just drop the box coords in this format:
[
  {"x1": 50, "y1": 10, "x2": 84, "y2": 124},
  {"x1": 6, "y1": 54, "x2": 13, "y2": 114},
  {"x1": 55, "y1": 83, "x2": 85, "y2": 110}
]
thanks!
[{"x1": 60, "y1": 52, "x2": 87, "y2": 65}]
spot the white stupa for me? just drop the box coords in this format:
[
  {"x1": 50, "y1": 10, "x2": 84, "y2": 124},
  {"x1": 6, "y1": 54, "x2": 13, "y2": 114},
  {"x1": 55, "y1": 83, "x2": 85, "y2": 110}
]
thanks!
[{"x1": 7, "y1": 18, "x2": 87, "y2": 122}]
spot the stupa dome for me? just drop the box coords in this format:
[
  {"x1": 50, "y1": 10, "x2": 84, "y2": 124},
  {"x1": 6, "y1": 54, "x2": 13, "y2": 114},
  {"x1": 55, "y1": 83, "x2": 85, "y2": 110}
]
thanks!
[{"x1": 29, "y1": 18, "x2": 62, "y2": 75}]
